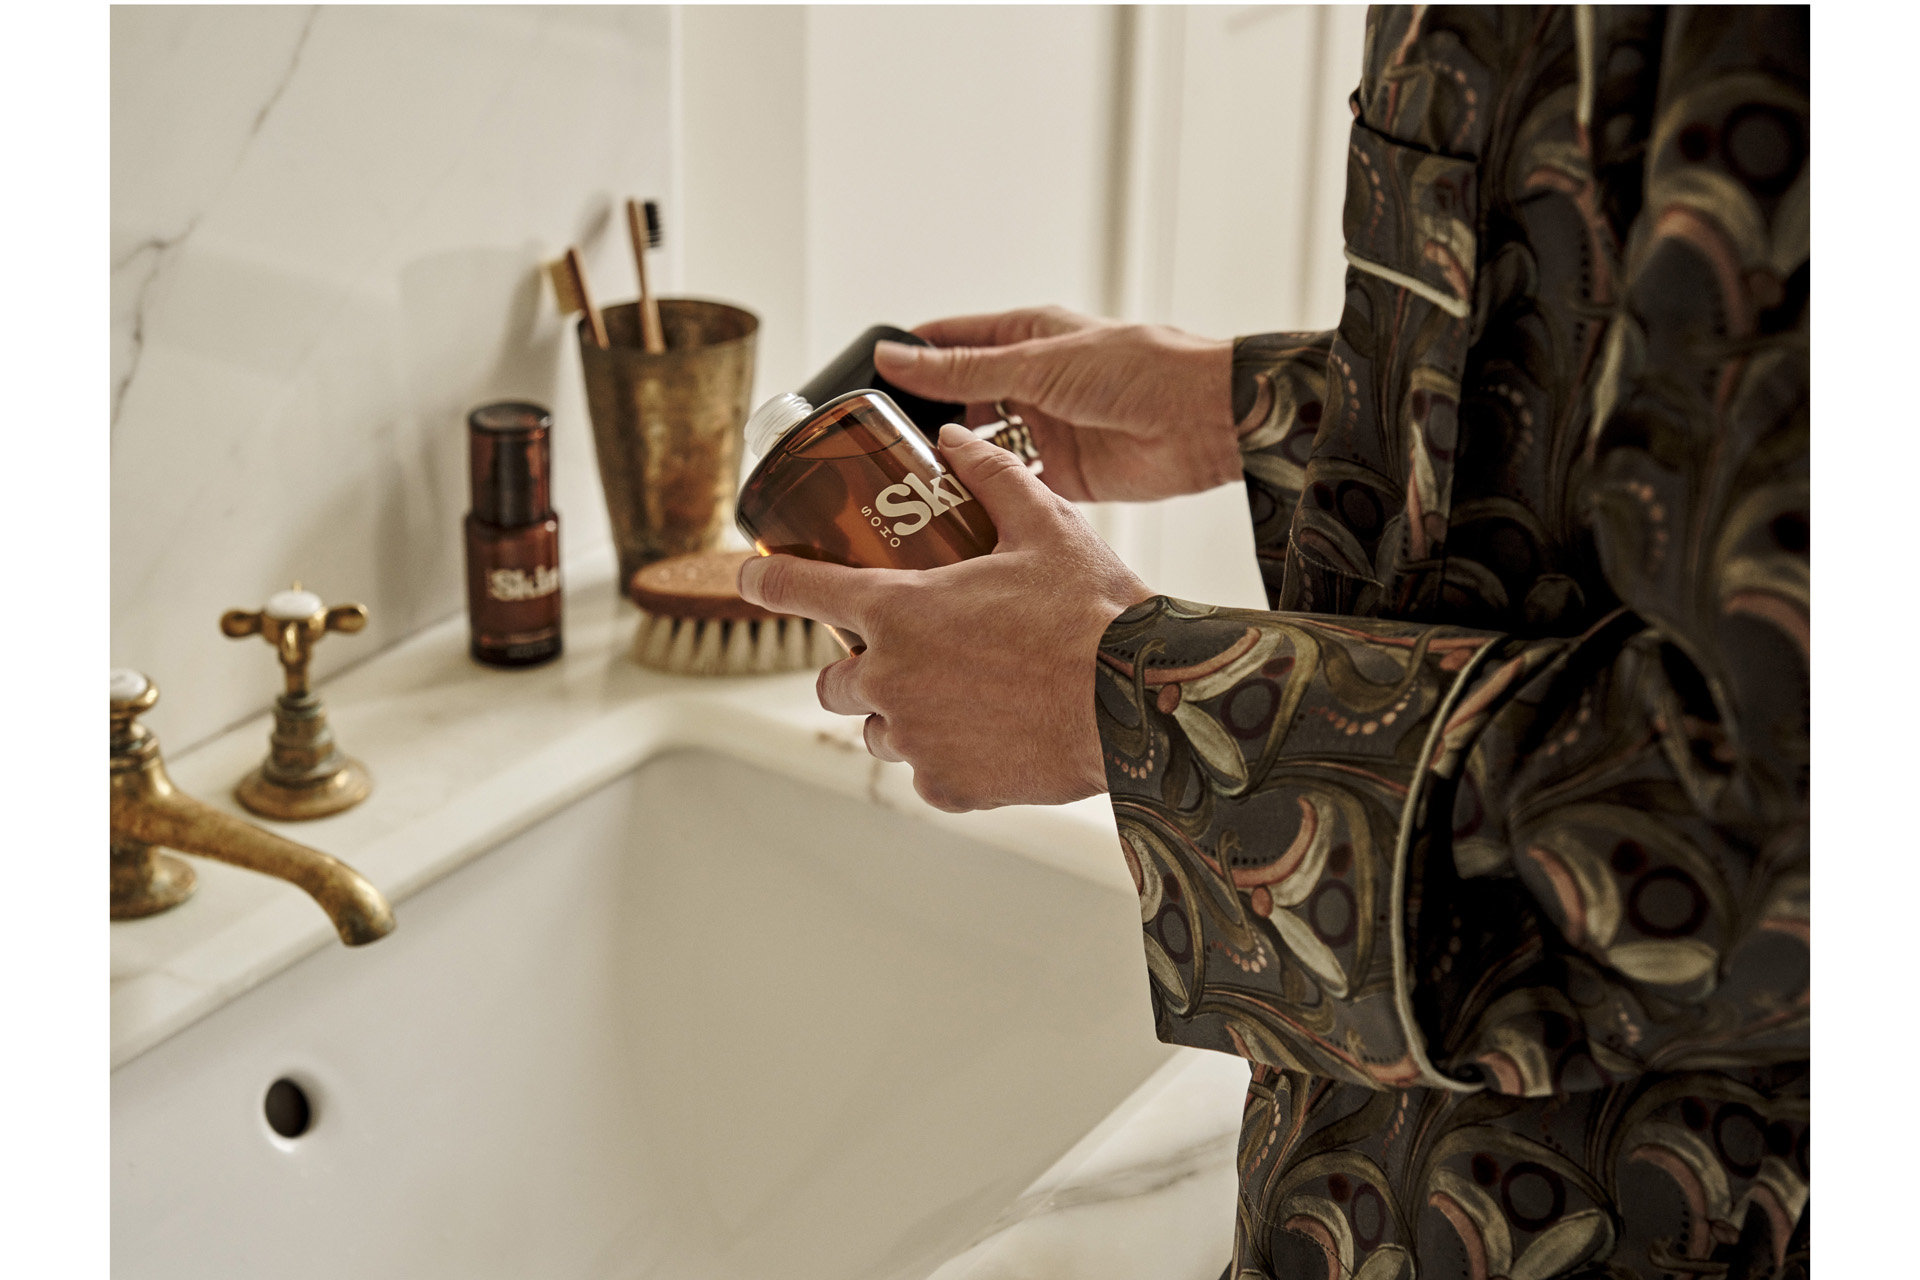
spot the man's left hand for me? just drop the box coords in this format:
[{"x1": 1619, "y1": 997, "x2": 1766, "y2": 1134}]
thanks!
[{"x1": 737, "y1": 422, "x2": 1153, "y2": 812}]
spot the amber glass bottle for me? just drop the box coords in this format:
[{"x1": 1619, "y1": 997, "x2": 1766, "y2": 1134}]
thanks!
[
  {"x1": 737, "y1": 391, "x2": 997, "y2": 652},
  {"x1": 465, "y1": 402, "x2": 562, "y2": 667},
  {"x1": 737, "y1": 390, "x2": 997, "y2": 570}
]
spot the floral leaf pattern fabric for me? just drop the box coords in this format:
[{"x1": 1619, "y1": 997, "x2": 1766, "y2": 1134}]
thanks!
[{"x1": 1094, "y1": 8, "x2": 1808, "y2": 1278}]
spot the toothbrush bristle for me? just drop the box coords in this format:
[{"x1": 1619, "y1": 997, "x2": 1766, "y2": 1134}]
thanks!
[{"x1": 643, "y1": 199, "x2": 663, "y2": 248}]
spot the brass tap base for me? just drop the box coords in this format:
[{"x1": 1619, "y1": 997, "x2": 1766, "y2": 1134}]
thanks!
[
  {"x1": 235, "y1": 690, "x2": 373, "y2": 821},
  {"x1": 111, "y1": 843, "x2": 197, "y2": 920},
  {"x1": 236, "y1": 756, "x2": 371, "y2": 822}
]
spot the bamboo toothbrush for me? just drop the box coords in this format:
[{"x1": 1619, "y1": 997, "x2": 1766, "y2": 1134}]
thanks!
[
  {"x1": 626, "y1": 198, "x2": 666, "y2": 355},
  {"x1": 546, "y1": 246, "x2": 609, "y2": 349}
]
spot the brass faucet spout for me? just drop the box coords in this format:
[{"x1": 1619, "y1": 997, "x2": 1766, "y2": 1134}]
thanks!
[
  {"x1": 108, "y1": 669, "x2": 395, "y2": 945},
  {"x1": 112, "y1": 783, "x2": 395, "y2": 946}
]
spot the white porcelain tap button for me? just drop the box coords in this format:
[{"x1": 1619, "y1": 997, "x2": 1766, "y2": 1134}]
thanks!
[
  {"x1": 265, "y1": 588, "x2": 326, "y2": 621},
  {"x1": 110, "y1": 668, "x2": 150, "y2": 701}
]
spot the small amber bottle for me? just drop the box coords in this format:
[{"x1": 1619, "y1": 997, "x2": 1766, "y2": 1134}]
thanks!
[{"x1": 465, "y1": 402, "x2": 562, "y2": 667}]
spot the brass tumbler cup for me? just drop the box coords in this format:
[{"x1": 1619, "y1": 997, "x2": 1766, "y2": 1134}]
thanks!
[{"x1": 578, "y1": 298, "x2": 759, "y2": 588}]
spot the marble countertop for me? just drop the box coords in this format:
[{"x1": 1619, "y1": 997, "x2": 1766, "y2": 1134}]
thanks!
[
  {"x1": 110, "y1": 549, "x2": 1247, "y2": 1277},
  {"x1": 932, "y1": 1047, "x2": 1248, "y2": 1280},
  {"x1": 112, "y1": 549, "x2": 1138, "y2": 1068}
]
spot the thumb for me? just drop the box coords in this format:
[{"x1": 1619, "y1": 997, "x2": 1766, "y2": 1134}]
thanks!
[
  {"x1": 935, "y1": 422, "x2": 1061, "y2": 547},
  {"x1": 875, "y1": 339, "x2": 1034, "y2": 407}
]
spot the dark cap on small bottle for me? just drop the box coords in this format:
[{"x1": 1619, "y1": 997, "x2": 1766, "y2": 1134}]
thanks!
[{"x1": 468, "y1": 401, "x2": 553, "y2": 526}]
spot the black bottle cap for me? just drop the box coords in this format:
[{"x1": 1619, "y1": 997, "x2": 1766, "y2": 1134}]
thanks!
[
  {"x1": 468, "y1": 401, "x2": 553, "y2": 526},
  {"x1": 796, "y1": 324, "x2": 966, "y2": 443}
]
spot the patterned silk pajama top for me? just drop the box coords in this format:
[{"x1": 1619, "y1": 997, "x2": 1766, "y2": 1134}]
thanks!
[{"x1": 1091, "y1": 7, "x2": 1809, "y2": 1278}]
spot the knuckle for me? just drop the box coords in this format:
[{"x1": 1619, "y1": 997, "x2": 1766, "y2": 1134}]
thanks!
[
  {"x1": 913, "y1": 771, "x2": 967, "y2": 814},
  {"x1": 946, "y1": 344, "x2": 988, "y2": 390},
  {"x1": 862, "y1": 596, "x2": 898, "y2": 643},
  {"x1": 863, "y1": 576, "x2": 920, "y2": 638},
  {"x1": 1035, "y1": 305, "x2": 1081, "y2": 335},
  {"x1": 971, "y1": 446, "x2": 1028, "y2": 492},
  {"x1": 752, "y1": 556, "x2": 798, "y2": 609},
  {"x1": 814, "y1": 658, "x2": 850, "y2": 708}
]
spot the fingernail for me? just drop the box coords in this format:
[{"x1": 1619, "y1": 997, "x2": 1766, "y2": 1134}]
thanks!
[
  {"x1": 874, "y1": 340, "x2": 919, "y2": 367},
  {"x1": 937, "y1": 421, "x2": 972, "y2": 448},
  {"x1": 737, "y1": 555, "x2": 767, "y2": 602}
]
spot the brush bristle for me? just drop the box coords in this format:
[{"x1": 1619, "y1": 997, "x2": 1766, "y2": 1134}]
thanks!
[
  {"x1": 631, "y1": 606, "x2": 833, "y2": 676},
  {"x1": 643, "y1": 199, "x2": 662, "y2": 248}
]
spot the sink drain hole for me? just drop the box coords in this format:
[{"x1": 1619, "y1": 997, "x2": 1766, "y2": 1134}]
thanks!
[{"x1": 264, "y1": 1078, "x2": 313, "y2": 1139}]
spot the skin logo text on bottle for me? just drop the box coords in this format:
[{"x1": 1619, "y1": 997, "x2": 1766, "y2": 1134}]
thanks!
[
  {"x1": 865, "y1": 473, "x2": 975, "y2": 544},
  {"x1": 488, "y1": 565, "x2": 561, "y2": 602}
]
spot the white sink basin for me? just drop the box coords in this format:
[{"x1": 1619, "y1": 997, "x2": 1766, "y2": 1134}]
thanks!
[{"x1": 112, "y1": 746, "x2": 1172, "y2": 1279}]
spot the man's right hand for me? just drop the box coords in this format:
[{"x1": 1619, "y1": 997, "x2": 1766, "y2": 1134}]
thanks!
[{"x1": 873, "y1": 306, "x2": 1242, "y2": 504}]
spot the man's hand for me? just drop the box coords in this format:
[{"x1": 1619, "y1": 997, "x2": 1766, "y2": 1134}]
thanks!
[
  {"x1": 873, "y1": 305, "x2": 1239, "y2": 504},
  {"x1": 737, "y1": 423, "x2": 1154, "y2": 812}
]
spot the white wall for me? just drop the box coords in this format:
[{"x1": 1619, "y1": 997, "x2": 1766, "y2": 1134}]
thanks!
[
  {"x1": 1106, "y1": 5, "x2": 1368, "y2": 609},
  {"x1": 111, "y1": 6, "x2": 675, "y2": 753},
  {"x1": 800, "y1": 6, "x2": 1122, "y2": 368},
  {"x1": 679, "y1": 5, "x2": 1122, "y2": 406},
  {"x1": 1163, "y1": 5, "x2": 1366, "y2": 337},
  {"x1": 679, "y1": 5, "x2": 1365, "y2": 612},
  {"x1": 675, "y1": 6, "x2": 808, "y2": 404}
]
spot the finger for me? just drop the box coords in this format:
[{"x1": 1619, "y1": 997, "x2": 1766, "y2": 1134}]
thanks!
[
  {"x1": 737, "y1": 555, "x2": 879, "y2": 634},
  {"x1": 935, "y1": 422, "x2": 1067, "y2": 546},
  {"x1": 875, "y1": 337, "x2": 1045, "y2": 407},
  {"x1": 863, "y1": 714, "x2": 905, "y2": 763},
  {"x1": 909, "y1": 313, "x2": 1030, "y2": 348},
  {"x1": 815, "y1": 654, "x2": 874, "y2": 717},
  {"x1": 911, "y1": 307, "x2": 1084, "y2": 349}
]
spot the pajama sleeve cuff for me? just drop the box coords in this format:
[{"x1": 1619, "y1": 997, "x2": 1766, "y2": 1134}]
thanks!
[{"x1": 1094, "y1": 594, "x2": 1505, "y2": 1089}]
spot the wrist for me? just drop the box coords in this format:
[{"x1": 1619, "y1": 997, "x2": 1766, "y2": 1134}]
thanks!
[
  {"x1": 1175, "y1": 333, "x2": 1242, "y2": 484},
  {"x1": 1070, "y1": 569, "x2": 1153, "y2": 797},
  {"x1": 1155, "y1": 330, "x2": 1235, "y2": 439}
]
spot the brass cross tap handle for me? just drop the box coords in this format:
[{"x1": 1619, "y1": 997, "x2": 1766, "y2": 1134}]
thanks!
[
  {"x1": 221, "y1": 584, "x2": 373, "y2": 820},
  {"x1": 221, "y1": 584, "x2": 368, "y2": 698}
]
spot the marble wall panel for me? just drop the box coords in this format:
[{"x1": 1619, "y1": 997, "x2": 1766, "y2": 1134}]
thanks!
[{"x1": 111, "y1": 5, "x2": 676, "y2": 752}]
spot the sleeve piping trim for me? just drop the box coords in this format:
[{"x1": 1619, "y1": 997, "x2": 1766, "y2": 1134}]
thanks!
[
  {"x1": 1343, "y1": 247, "x2": 1473, "y2": 318},
  {"x1": 1387, "y1": 633, "x2": 1506, "y2": 1094}
]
